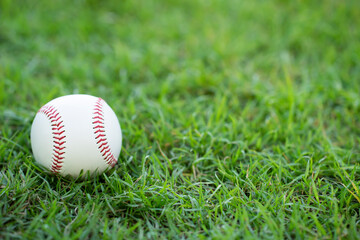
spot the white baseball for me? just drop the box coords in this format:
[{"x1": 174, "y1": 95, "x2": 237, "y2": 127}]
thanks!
[{"x1": 30, "y1": 94, "x2": 122, "y2": 177}]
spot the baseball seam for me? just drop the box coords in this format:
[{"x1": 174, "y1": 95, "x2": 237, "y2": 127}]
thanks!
[
  {"x1": 92, "y1": 98, "x2": 117, "y2": 167},
  {"x1": 38, "y1": 105, "x2": 66, "y2": 173}
]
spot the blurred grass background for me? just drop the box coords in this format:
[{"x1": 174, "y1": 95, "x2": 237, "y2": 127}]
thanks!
[{"x1": 0, "y1": 0, "x2": 359, "y2": 239}]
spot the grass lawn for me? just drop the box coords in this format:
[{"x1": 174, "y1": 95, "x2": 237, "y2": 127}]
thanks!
[{"x1": 1, "y1": 0, "x2": 360, "y2": 239}]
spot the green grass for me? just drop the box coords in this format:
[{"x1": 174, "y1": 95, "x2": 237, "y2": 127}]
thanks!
[{"x1": 1, "y1": 0, "x2": 360, "y2": 239}]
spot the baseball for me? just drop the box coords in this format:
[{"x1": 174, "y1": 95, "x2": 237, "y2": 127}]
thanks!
[{"x1": 30, "y1": 94, "x2": 122, "y2": 178}]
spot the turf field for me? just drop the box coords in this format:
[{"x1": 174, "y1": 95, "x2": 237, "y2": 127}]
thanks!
[{"x1": 1, "y1": 0, "x2": 359, "y2": 239}]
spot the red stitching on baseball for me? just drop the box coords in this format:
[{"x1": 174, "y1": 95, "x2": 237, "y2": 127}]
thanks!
[
  {"x1": 52, "y1": 116, "x2": 61, "y2": 122},
  {"x1": 38, "y1": 105, "x2": 66, "y2": 174},
  {"x1": 92, "y1": 98, "x2": 117, "y2": 167},
  {"x1": 93, "y1": 116, "x2": 104, "y2": 120},
  {"x1": 95, "y1": 134, "x2": 106, "y2": 139},
  {"x1": 52, "y1": 125, "x2": 64, "y2": 131},
  {"x1": 102, "y1": 148, "x2": 111, "y2": 155},
  {"x1": 52, "y1": 112, "x2": 59, "y2": 119},
  {"x1": 93, "y1": 112, "x2": 103, "y2": 117},
  {"x1": 53, "y1": 141, "x2": 66, "y2": 146},
  {"x1": 96, "y1": 138, "x2": 106, "y2": 144},
  {"x1": 52, "y1": 120, "x2": 63, "y2": 127},
  {"x1": 54, "y1": 145, "x2": 65, "y2": 151},
  {"x1": 53, "y1": 130, "x2": 65, "y2": 135},
  {"x1": 94, "y1": 129, "x2": 105, "y2": 134},
  {"x1": 54, "y1": 136, "x2": 66, "y2": 141}
]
